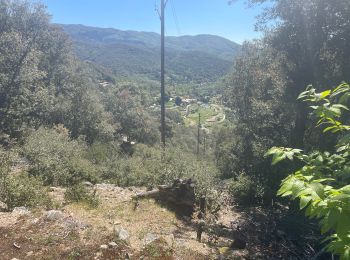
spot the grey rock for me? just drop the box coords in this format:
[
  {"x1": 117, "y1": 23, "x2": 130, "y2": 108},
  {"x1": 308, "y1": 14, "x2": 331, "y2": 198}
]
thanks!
[
  {"x1": 62, "y1": 216, "x2": 89, "y2": 230},
  {"x1": 174, "y1": 238, "x2": 186, "y2": 246},
  {"x1": 12, "y1": 206, "x2": 30, "y2": 215},
  {"x1": 143, "y1": 233, "x2": 159, "y2": 245},
  {"x1": 0, "y1": 201, "x2": 7, "y2": 209},
  {"x1": 115, "y1": 226, "x2": 129, "y2": 241},
  {"x1": 100, "y1": 244, "x2": 108, "y2": 249},
  {"x1": 164, "y1": 234, "x2": 175, "y2": 246},
  {"x1": 31, "y1": 218, "x2": 39, "y2": 224},
  {"x1": 83, "y1": 181, "x2": 93, "y2": 187},
  {"x1": 44, "y1": 210, "x2": 64, "y2": 221},
  {"x1": 94, "y1": 252, "x2": 102, "y2": 260},
  {"x1": 95, "y1": 183, "x2": 114, "y2": 190},
  {"x1": 108, "y1": 241, "x2": 118, "y2": 248}
]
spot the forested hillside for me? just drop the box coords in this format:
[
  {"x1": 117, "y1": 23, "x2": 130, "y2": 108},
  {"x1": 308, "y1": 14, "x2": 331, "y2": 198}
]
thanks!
[
  {"x1": 61, "y1": 24, "x2": 240, "y2": 83},
  {"x1": 1, "y1": 0, "x2": 350, "y2": 259}
]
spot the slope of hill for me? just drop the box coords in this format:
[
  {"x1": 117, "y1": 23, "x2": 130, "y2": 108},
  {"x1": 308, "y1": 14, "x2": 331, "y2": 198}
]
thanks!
[{"x1": 60, "y1": 24, "x2": 240, "y2": 83}]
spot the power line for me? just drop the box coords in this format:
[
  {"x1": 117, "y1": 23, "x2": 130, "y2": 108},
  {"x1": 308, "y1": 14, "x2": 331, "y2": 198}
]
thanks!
[
  {"x1": 155, "y1": 0, "x2": 169, "y2": 20},
  {"x1": 155, "y1": 0, "x2": 161, "y2": 19},
  {"x1": 155, "y1": 4, "x2": 168, "y2": 36},
  {"x1": 170, "y1": 0, "x2": 181, "y2": 36},
  {"x1": 160, "y1": 0, "x2": 166, "y2": 149},
  {"x1": 155, "y1": 0, "x2": 169, "y2": 150}
]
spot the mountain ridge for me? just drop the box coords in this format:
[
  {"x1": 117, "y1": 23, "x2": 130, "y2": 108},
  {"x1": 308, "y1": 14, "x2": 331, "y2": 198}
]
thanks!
[{"x1": 59, "y1": 24, "x2": 240, "y2": 83}]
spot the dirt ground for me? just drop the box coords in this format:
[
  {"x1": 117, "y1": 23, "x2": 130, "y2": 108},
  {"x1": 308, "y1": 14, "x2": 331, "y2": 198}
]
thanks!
[
  {"x1": 0, "y1": 184, "x2": 321, "y2": 260},
  {"x1": 0, "y1": 184, "x2": 225, "y2": 259}
]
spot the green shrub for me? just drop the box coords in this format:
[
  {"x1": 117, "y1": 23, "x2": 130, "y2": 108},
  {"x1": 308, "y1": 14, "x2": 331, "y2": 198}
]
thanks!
[
  {"x1": 103, "y1": 144, "x2": 220, "y2": 208},
  {"x1": 266, "y1": 83, "x2": 350, "y2": 259},
  {"x1": 64, "y1": 183, "x2": 99, "y2": 208},
  {"x1": 0, "y1": 146, "x2": 12, "y2": 200},
  {"x1": 86, "y1": 141, "x2": 119, "y2": 164},
  {"x1": 1, "y1": 173, "x2": 52, "y2": 211},
  {"x1": 229, "y1": 172, "x2": 264, "y2": 206},
  {"x1": 23, "y1": 127, "x2": 99, "y2": 186},
  {"x1": 0, "y1": 146, "x2": 51, "y2": 211}
]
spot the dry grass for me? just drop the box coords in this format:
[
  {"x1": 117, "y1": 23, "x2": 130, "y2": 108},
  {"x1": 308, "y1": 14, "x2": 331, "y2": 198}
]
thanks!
[{"x1": 0, "y1": 184, "x2": 210, "y2": 259}]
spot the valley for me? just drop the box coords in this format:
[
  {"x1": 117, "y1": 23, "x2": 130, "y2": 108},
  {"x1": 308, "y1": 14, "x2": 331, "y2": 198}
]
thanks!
[{"x1": 1, "y1": 1, "x2": 350, "y2": 259}]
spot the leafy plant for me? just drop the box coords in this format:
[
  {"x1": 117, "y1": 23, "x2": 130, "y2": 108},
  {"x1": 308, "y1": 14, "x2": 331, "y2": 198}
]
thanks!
[
  {"x1": 229, "y1": 172, "x2": 264, "y2": 206},
  {"x1": 0, "y1": 146, "x2": 53, "y2": 211},
  {"x1": 23, "y1": 127, "x2": 99, "y2": 186},
  {"x1": 64, "y1": 183, "x2": 99, "y2": 208},
  {"x1": 266, "y1": 83, "x2": 350, "y2": 259}
]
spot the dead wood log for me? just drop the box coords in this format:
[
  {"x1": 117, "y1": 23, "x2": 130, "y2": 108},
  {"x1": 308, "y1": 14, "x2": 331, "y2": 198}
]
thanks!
[
  {"x1": 134, "y1": 189, "x2": 161, "y2": 199},
  {"x1": 133, "y1": 179, "x2": 196, "y2": 212}
]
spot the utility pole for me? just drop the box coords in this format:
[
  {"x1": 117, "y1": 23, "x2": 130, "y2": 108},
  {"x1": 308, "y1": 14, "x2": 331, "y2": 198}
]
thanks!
[
  {"x1": 197, "y1": 113, "x2": 201, "y2": 156},
  {"x1": 203, "y1": 131, "x2": 206, "y2": 154},
  {"x1": 160, "y1": 0, "x2": 166, "y2": 149}
]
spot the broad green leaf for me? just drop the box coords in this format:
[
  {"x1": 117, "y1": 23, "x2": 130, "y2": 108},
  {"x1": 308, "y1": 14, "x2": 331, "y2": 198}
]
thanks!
[
  {"x1": 272, "y1": 153, "x2": 286, "y2": 165},
  {"x1": 336, "y1": 213, "x2": 350, "y2": 239},
  {"x1": 324, "y1": 126, "x2": 338, "y2": 133},
  {"x1": 300, "y1": 195, "x2": 312, "y2": 209},
  {"x1": 342, "y1": 247, "x2": 350, "y2": 260},
  {"x1": 320, "y1": 90, "x2": 331, "y2": 99},
  {"x1": 291, "y1": 180, "x2": 305, "y2": 199},
  {"x1": 314, "y1": 178, "x2": 335, "y2": 183},
  {"x1": 278, "y1": 180, "x2": 294, "y2": 195},
  {"x1": 271, "y1": 83, "x2": 350, "y2": 259},
  {"x1": 310, "y1": 182, "x2": 324, "y2": 199}
]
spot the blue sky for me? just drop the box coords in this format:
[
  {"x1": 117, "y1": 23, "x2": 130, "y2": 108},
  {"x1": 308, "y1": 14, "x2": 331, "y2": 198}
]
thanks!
[{"x1": 41, "y1": 0, "x2": 266, "y2": 44}]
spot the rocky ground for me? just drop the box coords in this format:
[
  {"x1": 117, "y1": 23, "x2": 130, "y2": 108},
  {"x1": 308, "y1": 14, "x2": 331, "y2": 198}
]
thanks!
[{"x1": 0, "y1": 183, "x2": 321, "y2": 260}]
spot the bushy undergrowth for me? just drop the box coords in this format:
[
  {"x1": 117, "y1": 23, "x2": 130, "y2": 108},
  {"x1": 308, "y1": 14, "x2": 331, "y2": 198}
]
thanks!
[
  {"x1": 64, "y1": 183, "x2": 100, "y2": 208},
  {"x1": 229, "y1": 172, "x2": 264, "y2": 206},
  {"x1": 97, "y1": 143, "x2": 220, "y2": 205},
  {"x1": 23, "y1": 126, "x2": 99, "y2": 186},
  {"x1": 2, "y1": 173, "x2": 53, "y2": 211},
  {"x1": 0, "y1": 146, "x2": 52, "y2": 211},
  {"x1": 2, "y1": 126, "x2": 221, "y2": 211}
]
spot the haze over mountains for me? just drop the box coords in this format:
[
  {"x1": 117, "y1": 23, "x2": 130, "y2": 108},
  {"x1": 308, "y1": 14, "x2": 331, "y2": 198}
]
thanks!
[{"x1": 60, "y1": 24, "x2": 241, "y2": 83}]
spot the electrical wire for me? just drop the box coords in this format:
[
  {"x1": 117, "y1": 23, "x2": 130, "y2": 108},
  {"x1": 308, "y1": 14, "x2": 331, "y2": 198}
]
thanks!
[{"x1": 170, "y1": 0, "x2": 181, "y2": 36}]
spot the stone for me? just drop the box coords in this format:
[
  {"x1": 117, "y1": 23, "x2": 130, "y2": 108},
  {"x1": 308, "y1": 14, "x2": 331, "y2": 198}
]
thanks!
[
  {"x1": 100, "y1": 244, "x2": 108, "y2": 249},
  {"x1": 143, "y1": 233, "x2": 159, "y2": 245},
  {"x1": 95, "y1": 183, "x2": 114, "y2": 190},
  {"x1": 26, "y1": 251, "x2": 34, "y2": 257},
  {"x1": 12, "y1": 207, "x2": 30, "y2": 216},
  {"x1": 31, "y1": 218, "x2": 39, "y2": 224},
  {"x1": 94, "y1": 251, "x2": 102, "y2": 259},
  {"x1": 44, "y1": 210, "x2": 65, "y2": 221},
  {"x1": 0, "y1": 201, "x2": 6, "y2": 209},
  {"x1": 62, "y1": 217, "x2": 89, "y2": 230},
  {"x1": 108, "y1": 241, "x2": 118, "y2": 248},
  {"x1": 83, "y1": 181, "x2": 93, "y2": 187},
  {"x1": 115, "y1": 226, "x2": 129, "y2": 241},
  {"x1": 164, "y1": 234, "x2": 175, "y2": 246},
  {"x1": 174, "y1": 238, "x2": 186, "y2": 246}
]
